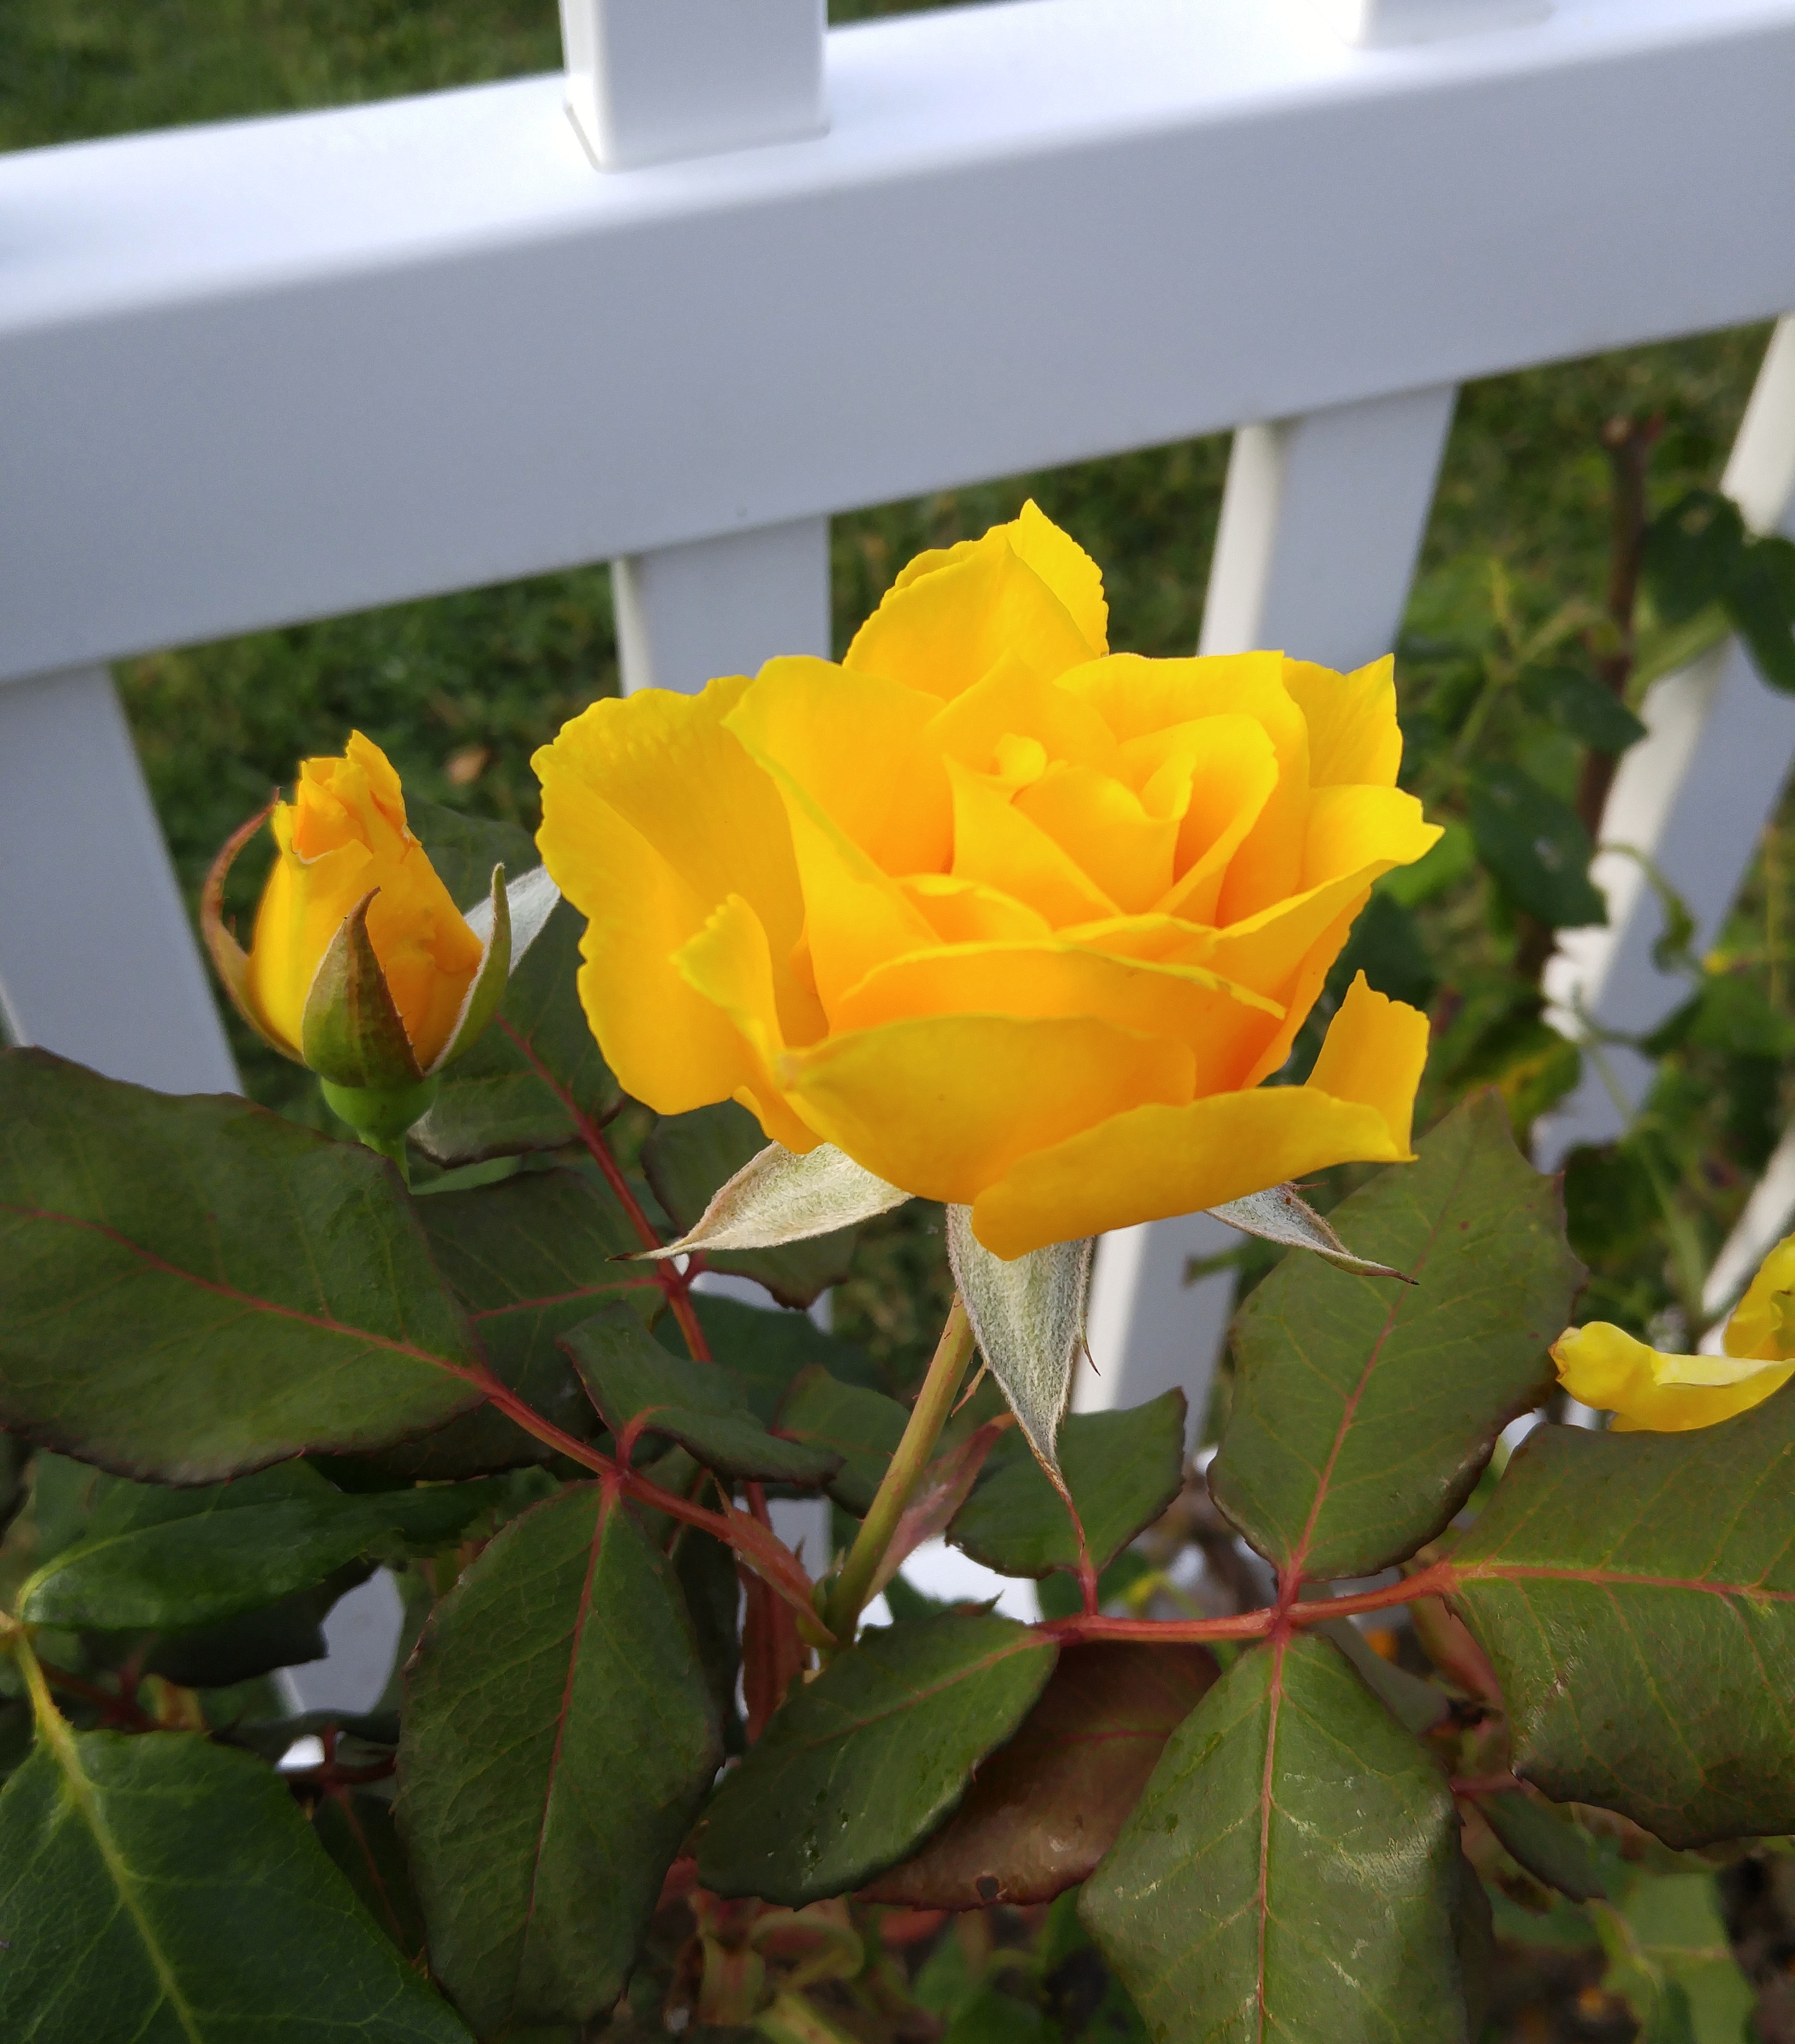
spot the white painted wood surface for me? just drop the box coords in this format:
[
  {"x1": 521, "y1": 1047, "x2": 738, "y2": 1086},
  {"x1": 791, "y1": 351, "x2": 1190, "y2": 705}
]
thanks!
[
  {"x1": 4, "y1": 0, "x2": 1793, "y2": 685},
  {"x1": 0, "y1": 666, "x2": 239, "y2": 1094},
  {"x1": 614, "y1": 516, "x2": 831, "y2": 695},
  {"x1": 1538, "y1": 317, "x2": 1795, "y2": 1164},
  {"x1": 559, "y1": 0, "x2": 826, "y2": 169}
]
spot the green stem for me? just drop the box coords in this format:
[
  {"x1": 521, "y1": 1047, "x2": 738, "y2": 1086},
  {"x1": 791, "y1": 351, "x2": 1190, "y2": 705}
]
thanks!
[{"x1": 822, "y1": 1297, "x2": 976, "y2": 1647}]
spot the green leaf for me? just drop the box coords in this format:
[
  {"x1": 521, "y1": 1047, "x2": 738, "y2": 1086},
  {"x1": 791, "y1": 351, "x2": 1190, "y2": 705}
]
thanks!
[
  {"x1": 564, "y1": 1306, "x2": 842, "y2": 1486},
  {"x1": 863, "y1": 1641, "x2": 1216, "y2": 1908},
  {"x1": 673, "y1": 1524, "x2": 744, "y2": 1746},
  {"x1": 312, "y1": 1789, "x2": 429, "y2": 1963},
  {"x1": 409, "y1": 803, "x2": 621, "y2": 1167},
  {"x1": 399, "y1": 1483, "x2": 720, "y2": 2033},
  {"x1": 1466, "y1": 762, "x2": 1606, "y2": 929},
  {"x1": 947, "y1": 1208, "x2": 1093, "y2": 1480},
  {"x1": 950, "y1": 1394, "x2": 1186, "y2": 1580},
  {"x1": 1326, "y1": 892, "x2": 1436, "y2": 1012},
  {"x1": 392, "y1": 1166, "x2": 651, "y2": 1477},
  {"x1": 642, "y1": 1104, "x2": 861, "y2": 1309},
  {"x1": 1474, "y1": 1789, "x2": 1618, "y2": 1904},
  {"x1": 1450, "y1": 1395, "x2": 1795, "y2": 1847},
  {"x1": 695, "y1": 1614, "x2": 1057, "y2": 1905},
  {"x1": 668, "y1": 1293, "x2": 889, "y2": 1424},
  {"x1": 1380, "y1": 820, "x2": 1475, "y2": 910},
  {"x1": 774, "y1": 1364, "x2": 910, "y2": 1514},
  {"x1": 1082, "y1": 1634, "x2": 1469, "y2": 2044},
  {"x1": 19, "y1": 1462, "x2": 500, "y2": 1633},
  {"x1": 0, "y1": 1050, "x2": 482, "y2": 1482},
  {"x1": 1642, "y1": 488, "x2": 1747, "y2": 625},
  {"x1": 1725, "y1": 532, "x2": 1795, "y2": 693},
  {"x1": 0, "y1": 1723, "x2": 472, "y2": 2040},
  {"x1": 1519, "y1": 665, "x2": 1648, "y2": 755},
  {"x1": 145, "y1": 1566, "x2": 374, "y2": 1690},
  {"x1": 1602, "y1": 1872, "x2": 1756, "y2": 2044},
  {"x1": 1210, "y1": 1092, "x2": 1582, "y2": 1583}
]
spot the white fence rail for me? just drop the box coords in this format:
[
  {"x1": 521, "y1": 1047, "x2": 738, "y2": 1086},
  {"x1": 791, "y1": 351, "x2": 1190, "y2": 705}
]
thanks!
[{"x1": 5, "y1": 0, "x2": 1795, "y2": 1466}]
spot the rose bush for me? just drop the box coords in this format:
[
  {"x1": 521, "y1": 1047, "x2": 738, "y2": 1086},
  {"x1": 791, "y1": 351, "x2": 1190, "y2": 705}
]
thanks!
[{"x1": 536, "y1": 504, "x2": 1440, "y2": 1256}]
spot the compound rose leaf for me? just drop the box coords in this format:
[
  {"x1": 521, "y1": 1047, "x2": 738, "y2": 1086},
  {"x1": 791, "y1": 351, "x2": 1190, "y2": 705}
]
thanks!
[
  {"x1": 398, "y1": 1483, "x2": 720, "y2": 2033},
  {"x1": 0, "y1": 1050, "x2": 482, "y2": 1482},
  {"x1": 1210, "y1": 1090, "x2": 1582, "y2": 1583},
  {"x1": 1083, "y1": 1634, "x2": 1469, "y2": 2044}
]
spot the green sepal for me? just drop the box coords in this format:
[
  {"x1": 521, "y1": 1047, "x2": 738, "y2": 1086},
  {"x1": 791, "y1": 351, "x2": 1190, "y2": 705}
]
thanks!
[
  {"x1": 300, "y1": 889, "x2": 424, "y2": 1089},
  {"x1": 430, "y1": 862, "x2": 511, "y2": 1074},
  {"x1": 320, "y1": 1075, "x2": 440, "y2": 1143}
]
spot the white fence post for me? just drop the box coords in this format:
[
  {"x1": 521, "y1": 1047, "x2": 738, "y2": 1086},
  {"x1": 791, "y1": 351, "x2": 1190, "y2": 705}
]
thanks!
[
  {"x1": 1320, "y1": 0, "x2": 1549, "y2": 44},
  {"x1": 613, "y1": 516, "x2": 832, "y2": 696},
  {"x1": 559, "y1": 0, "x2": 825, "y2": 171},
  {"x1": 0, "y1": 666, "x2": 237, "y2": 1095},
  {"x1": 1538, "y1": 315, "x2": 1795, "y2": 1166},
  {"x1": 1078, "y1": 384, "x2": 1458, "y2": 1449},
  {"x1": 562, "y1": 0, "x2": 837, "y2": 1573}
]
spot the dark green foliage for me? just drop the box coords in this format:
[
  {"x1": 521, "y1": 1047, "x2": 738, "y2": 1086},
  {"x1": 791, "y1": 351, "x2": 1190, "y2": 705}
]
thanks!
[
  {"x1": 1452, "y1": 1398, "x2": 1795, "y2": 1848},
  {"x1": 399, "y1": 1165, "x2": 649, "y2": 1476},
  {"x1": 311, "y1": 1789, "x2": 430, "y2": 1963},
  {"x1": 565, "y1": 1306, "x2": 842, "y2": 1486},
  {"x1": 642, "y1": 1103, "x2": 859, "y2": 1308},
  {"x1": 0, "y1": 1051, "x2": 480, "y2": 1482},
  {"x1": 0, "y1": 1726, "x2": 472, "y2": 2039},
  {"x1": 1329, "y1": 891, "x2": 1438, "y2": 1012},
  {"x1": 19, "y1": 1462, "x2": 499, "y2": 1632},
  {"x1": 673, "y1": 1525, "x2": 745, "y2": 1747},
  {"x1": 1644, "y1": 487, "x2": 1795, "y2": 691},
  {"x1": 1475, "y1": 1791, "x2": 1619, "y2": 1905},
  {"x1": 696, "y1": 1615, "x2": 1057, "y2": 1904},
  {"x1": 1466, "y1": 763, "x2": 1606, "y2": 929},
  {"x1": 409, "y1": 803, "x2": 623, "y2": 1166},
  {"x1": 1518, "y1": 664, "x2": 1648, "y2": 753},
  {"x1": 1211, "y1": 1093, "x2": 1583, "y2": 1582},
  {"x1": 775, "y1": 1364, "x2": 910, "y2": 1513},
  {"x1": 1083, "y1": 1635, "x2": 1469, "y2": 2044},
  {"x1": 949, "y1": 1395, "x2": 1187, "y2": 1580},
  {"x1": 145, "y1": 1564, "x2": 374, "y2": 1690},
  {"x1": 398, "y1": 1485, "x2": 720, "y2": 2033},
  {"x1": 673, "y1": 1292, "x2": 890, "y2": 1420}
]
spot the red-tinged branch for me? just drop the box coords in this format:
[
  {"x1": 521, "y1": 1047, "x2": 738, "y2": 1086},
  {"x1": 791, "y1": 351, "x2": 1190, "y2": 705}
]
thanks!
[
  {"x1": 495, "y1": 1017, "x2": 712, "y2": 1361},
  {"x1": 466, "y1": 1363, "x2": 827, "y2": 1643},
  {"x1": 1036, "y1": 1559, "x2": 1460, "y2": 1647},
  {"x1": 36, "y1": 1659, "x2": 158, "y2": 1733},
  {"x1": 1451, "y1": 1773, "x2": 1523, "y2": 1799}
]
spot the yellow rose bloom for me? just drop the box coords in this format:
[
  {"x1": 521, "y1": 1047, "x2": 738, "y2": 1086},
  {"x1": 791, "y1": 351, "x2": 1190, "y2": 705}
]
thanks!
[
  {"x1": 535, "y1": 505, "x2": 1439, "y2": 1258},
  {"x1": 244, "y1": 733, "x2": 484, "y2": 1071},
  {"x1": 1554, "y1": 1233, "x2": 1795, "y2": 1431}
]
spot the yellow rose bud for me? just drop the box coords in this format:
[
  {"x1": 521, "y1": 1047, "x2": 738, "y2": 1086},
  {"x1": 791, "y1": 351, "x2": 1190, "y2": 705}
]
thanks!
[
  {"x1": 207, "y1": 733, "x2": 485, "y2": 1076},
  {"x1": 1553, "y1": 1233, "x2": 1795, "y2": 1431},
  {"x1": 534, "y1": 505, "x2": 1440, "y2": 1258}
]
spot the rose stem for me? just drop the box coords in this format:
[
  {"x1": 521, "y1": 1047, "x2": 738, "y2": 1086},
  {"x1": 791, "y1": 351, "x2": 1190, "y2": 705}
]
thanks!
[{"x1": 822, "y1": 1297, "x2": 977, "y2": 1649}]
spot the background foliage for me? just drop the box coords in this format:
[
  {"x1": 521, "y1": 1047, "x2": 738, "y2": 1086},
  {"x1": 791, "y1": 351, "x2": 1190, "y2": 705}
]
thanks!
[{"x1": 5, "y1": 3, "x2": 1795, "y2": 2038}]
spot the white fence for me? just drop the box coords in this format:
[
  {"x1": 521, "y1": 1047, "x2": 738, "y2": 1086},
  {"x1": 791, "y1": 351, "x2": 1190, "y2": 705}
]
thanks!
[{"x1": 5, "y1": 0, "x2": 1795, "y2": 1477}]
